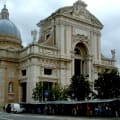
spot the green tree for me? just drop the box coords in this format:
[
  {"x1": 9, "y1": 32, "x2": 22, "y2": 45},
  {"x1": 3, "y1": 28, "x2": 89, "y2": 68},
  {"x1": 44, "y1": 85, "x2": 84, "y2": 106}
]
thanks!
[
  {"x1": 32, "y1": 82, "x2": 64, "y2": 101},
  {"x1": 50, "y1": 85, "x2": 62, "y2": 100},
  {"x1": 94, "y1": 69, "x2": 120, "y2": 99},
  {"x1": 32, "y1": 82, "x2": 43, "y2": 101},
  {"x1": 61, "y1": 86, "x2": 71, "y2": 100},
  {"x1": 69, "y1": 75, "x2": 91, "y2": 100},
  {"x1": 50, "y1": 85, "x2": 71, "y2": 100}
]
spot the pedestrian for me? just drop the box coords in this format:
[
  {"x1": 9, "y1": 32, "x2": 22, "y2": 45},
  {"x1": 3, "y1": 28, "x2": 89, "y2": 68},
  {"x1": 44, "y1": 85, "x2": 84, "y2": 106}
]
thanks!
[{"x1": 86, "y1": 104, "x2": 91, "y2": 116}]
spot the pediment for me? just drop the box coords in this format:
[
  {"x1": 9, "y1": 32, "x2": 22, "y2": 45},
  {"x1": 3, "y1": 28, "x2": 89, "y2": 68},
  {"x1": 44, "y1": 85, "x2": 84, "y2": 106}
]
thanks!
[{"x1": 46, "y1": 1, "x2": 103, "y2": 29}]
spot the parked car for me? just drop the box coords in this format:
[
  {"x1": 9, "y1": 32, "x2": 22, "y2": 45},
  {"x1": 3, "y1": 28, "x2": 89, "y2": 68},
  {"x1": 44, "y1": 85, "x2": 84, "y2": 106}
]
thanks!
[
  {"x1": 3, "y1": 103, "x2": 25, "y2": 113},
  {"x1": 3, "y1": 103, "x2": 11, "y2": 113}
]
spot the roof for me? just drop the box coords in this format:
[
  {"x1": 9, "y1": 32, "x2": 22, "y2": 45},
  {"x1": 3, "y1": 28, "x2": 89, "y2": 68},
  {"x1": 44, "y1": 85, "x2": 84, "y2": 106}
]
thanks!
[{"x1": 0, "y1": 19, "x2": 21, "y2": 40}]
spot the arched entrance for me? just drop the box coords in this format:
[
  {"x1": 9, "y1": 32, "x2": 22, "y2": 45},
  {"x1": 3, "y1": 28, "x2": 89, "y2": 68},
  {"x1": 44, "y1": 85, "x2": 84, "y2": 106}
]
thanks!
[{"x1": 74, "y1": 42, "x2": 88, "y2": 76}]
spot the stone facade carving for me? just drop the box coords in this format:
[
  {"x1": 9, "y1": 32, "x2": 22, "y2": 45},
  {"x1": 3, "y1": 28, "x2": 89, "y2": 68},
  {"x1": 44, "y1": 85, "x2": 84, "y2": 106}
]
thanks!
[
  {"x1": 31, "y1": 29, "x2": 37, "y2": 42},
  {"x1": 73, "y1": 0, "x2": 87, "y2": 16},
  {"x1": 111, "y1": 49, "x2": 115, "y2": 60},
  {"x1": 73, "y1": 34, "x2": 88, "y2": 43}
]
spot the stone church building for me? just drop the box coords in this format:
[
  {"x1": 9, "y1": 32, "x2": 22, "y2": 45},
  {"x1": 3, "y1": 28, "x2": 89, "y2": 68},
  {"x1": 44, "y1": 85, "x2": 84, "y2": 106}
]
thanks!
[{"x1": 0, "y1": 0, "x2": 116, "y2": 106}]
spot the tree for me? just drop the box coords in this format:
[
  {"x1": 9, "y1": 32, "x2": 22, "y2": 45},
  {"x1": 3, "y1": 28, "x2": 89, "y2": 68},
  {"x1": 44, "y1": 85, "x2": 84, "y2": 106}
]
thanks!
[
  {"x1": 94, "y1": 69, "x2": 120, "y2": 99},
  {"x1": 61, "y1": 86, "x2": 71, "y2": 100},
  {"x1": 50, "y1": 85, "x2": 71, "y2": 100},
  {"x1": 32, "y1": 82, "x2": 43, "y2": 101},
  {"x1": 50, "y1": 85, "x2": 62, "y2": 100},
  {"x1": 69, "y1": 75, "x2": 91, "y2": 100},
  {"x1": 32, "y1": 82, "x2": 64, "y2": 101}
]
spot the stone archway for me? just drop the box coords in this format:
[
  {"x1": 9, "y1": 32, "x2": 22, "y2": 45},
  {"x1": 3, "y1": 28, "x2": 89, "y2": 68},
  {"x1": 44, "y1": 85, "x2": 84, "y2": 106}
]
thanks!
[{"x1": 74, "y1": 42, "x2": 88, "y2": 76}]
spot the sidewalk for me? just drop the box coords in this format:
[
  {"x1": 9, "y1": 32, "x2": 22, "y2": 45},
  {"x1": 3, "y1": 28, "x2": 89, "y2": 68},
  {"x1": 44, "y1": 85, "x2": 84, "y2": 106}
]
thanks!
[
  {"x1": 0, "y1": 109, "x2": 119, "y2": 120},
  {"x1": 32, "y1": 115, "x2": 120, "y2": 120}
]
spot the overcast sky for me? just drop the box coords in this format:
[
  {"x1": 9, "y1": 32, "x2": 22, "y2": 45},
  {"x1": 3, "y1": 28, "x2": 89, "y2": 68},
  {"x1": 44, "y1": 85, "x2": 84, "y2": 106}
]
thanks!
[{"x1": 0, "y1": 0, "x2": 120, "y2": 68}]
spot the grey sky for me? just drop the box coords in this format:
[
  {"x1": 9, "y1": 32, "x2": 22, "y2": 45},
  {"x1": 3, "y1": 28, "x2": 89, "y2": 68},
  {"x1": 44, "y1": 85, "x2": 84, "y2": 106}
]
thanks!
[{"x1": 0, "y1": 0, "x2": 120, "y2": 68}]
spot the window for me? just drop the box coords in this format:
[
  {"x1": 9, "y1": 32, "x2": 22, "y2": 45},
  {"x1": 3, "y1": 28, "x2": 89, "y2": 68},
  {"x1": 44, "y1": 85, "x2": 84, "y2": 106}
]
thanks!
[
  {"x1": 46, "y1": 34, "x2": 50, "y2": 40},
  {"x1": 21, "y1": 70, "x2": 26, "y2": 76},
  {"x1": 8, "y1": 82, "x2": 13, "y2": 93},
  {"x1": 44, "y1": 68, "x2": 52, "y2": 75}
]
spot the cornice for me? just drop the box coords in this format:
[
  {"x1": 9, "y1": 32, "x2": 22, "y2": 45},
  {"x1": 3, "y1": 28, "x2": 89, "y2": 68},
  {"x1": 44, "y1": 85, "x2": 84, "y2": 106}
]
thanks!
[
  {"x1": 19, "y1": 53, "x2": 71, "y2": 63},
  {"x1": 0, "y1": 57, "x2": 19, "y2": 63},
  {"x1": 39, "y1": 11, "x2": 103, "y2": 30},
  {"x1": 0, "y1": 34, "x2": 22, "y2": 43}
]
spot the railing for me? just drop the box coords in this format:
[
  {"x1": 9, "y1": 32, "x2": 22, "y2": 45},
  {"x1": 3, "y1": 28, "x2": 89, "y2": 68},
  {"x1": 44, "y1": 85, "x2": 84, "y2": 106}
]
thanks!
[
  {"x1": 101, "y1": 59, "x2": 115, "y2": 66},
  {"x1": 19, "y1": 44, "x2": 58, "y2": 58}
]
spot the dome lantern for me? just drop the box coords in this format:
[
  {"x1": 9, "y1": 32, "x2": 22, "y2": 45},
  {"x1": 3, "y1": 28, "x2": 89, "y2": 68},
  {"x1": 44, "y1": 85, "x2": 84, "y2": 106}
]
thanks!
[{"x1": 1, "y1": 4, "x2": 9, "y2": 19}]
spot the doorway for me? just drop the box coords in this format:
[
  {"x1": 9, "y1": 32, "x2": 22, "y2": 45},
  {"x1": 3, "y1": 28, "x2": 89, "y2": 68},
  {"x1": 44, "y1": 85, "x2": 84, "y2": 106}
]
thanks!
[{"x1": 21, "y1": 83, "x2": 27, "y2": 102}]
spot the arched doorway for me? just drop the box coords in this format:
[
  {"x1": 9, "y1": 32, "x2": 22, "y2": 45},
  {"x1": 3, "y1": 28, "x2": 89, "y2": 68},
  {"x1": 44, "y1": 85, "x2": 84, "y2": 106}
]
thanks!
[{"x1": 74, "y1": 42, "x2": 88, "y2": 76}]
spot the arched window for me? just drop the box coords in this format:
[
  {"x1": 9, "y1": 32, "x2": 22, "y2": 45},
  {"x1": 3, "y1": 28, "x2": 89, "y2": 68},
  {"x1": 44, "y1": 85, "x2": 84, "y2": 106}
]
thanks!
[{"x1": 8, "y1": 82, "x2": 13, "y2": 93}]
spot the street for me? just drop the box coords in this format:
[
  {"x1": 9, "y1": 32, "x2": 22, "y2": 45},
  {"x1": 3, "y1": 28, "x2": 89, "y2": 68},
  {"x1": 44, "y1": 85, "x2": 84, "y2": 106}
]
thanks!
[{"x1": 0, "y1": 111, "x2": 119, "y2": 120}]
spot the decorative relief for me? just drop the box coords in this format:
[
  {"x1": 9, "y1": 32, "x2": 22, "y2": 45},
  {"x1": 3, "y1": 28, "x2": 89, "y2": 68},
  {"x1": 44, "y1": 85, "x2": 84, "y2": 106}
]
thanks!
[
  {"x1": 72, "y1": 34, "x2": 88, "y2": 43},
  {"x1": 72, "y1": 1, "x2": 102, "y2": 28},
  {"x1": 73, "y1": 0, "x2": 87, "y2": 15},
  {"x1": 72, "y1": 0, "x2": 90, "y2": 20},
  {"x1": 73, "y1": 26, "x2": 88, "y2": 34},
  {"x1": 58, "y1": 61, "x2": 67, "y2": 69},
  {"x1": 44, "y1": 49, "x2": 53, "y2": 55},
  {"x1": 39, "y1": 58, "x2": 57, "y2": 68}
]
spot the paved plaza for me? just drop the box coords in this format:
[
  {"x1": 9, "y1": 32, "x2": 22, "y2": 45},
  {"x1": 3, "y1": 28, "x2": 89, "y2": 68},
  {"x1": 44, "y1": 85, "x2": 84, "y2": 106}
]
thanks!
[{"x1": 0, "y1": 111, "x2": 119, "y2": 120}]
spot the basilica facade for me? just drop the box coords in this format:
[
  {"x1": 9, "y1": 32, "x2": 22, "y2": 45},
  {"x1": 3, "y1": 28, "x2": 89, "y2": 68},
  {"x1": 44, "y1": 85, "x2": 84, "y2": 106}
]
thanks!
[{"x1": 0, "y1": 0, "x2": 116, "y2": 106}]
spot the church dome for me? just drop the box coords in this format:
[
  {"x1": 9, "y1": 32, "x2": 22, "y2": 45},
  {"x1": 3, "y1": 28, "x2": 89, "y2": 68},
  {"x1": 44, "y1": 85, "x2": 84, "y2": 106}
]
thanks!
[
  {"x1": 0, "y1": 19, "x2": 21, "y2": 40},
  {"x1": 0, "y1": 5, "x2": 22, "y2": 49},
  {"x1": 0, "y1": 5, "x2": 21, "y2": 41}
]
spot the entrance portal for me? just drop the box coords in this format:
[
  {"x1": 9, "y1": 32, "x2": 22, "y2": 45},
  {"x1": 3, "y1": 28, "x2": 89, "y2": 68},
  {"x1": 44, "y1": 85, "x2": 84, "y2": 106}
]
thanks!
[{"x1": 74, "y1": 42, "x2": 88, "y2": 76}]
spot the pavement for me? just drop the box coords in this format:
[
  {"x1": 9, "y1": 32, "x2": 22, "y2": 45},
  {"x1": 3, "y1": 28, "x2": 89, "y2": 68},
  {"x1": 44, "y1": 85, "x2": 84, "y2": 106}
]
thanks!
[{"x1": 0, "y1": 109, "x2": 120, "y2": 120}]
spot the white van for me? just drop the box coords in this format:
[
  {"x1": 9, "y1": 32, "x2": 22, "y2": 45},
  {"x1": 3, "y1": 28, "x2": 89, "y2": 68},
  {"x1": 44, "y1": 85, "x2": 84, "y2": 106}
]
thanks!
[{"x1": 11, "y1": 103, "x2": 25, "y2": 113}]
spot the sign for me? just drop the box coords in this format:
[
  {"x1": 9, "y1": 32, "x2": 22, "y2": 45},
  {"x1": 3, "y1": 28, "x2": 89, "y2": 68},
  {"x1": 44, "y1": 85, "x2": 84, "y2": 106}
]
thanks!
[{"x1": 44, "y1": 90, "x2": 49, "y2": 96}]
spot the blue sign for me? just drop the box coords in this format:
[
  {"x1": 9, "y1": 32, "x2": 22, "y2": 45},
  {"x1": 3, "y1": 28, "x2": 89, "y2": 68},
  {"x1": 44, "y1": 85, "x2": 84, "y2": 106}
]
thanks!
[{"x1": 44, "y1": 90, "x2": 49, "y2": 96}]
